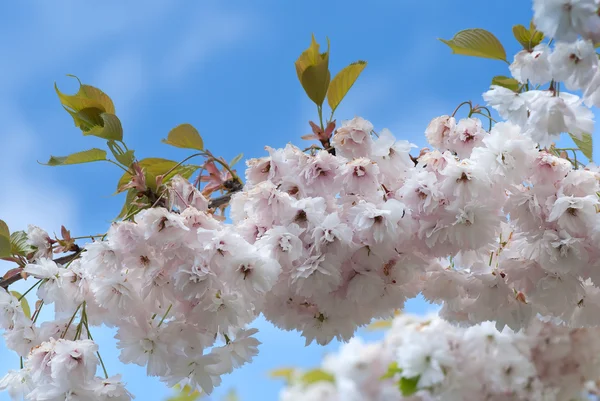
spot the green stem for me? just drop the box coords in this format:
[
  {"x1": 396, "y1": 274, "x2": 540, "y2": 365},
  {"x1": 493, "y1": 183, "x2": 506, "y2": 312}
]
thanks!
[
  {"x1": 19, "y1": 279, "x2": 42, "y2": 301},
  {"x1": 32, "y1": 300, "x2": 44, "y2": 323},
  {"x1": 162, "y1": 153, "x2": 204, "y2": 179},
  {"x1": 70, "y1": 234, "x2": 105, "y2": 241},
  {"x1": 82, "y1": 315, "x2": 108, "y2": 379},
  {"x1": 451, "y1": 101, "x2": 472, "y2": 118},
  {"x1": 60, "y1": 303, "x2": 82, "y2": 339},
  {"x1": 74, "y1": 302, "x2": 87, "y2": 341},
  {"x1": 104, "y1": 159, "x2": 130, "y2": 173},
  {"x1": 318, "y1": 105, "x2": 324, "y2": 131},
  {"x1": 156, "y1": 304, "x2": 173, "y2": 328}
]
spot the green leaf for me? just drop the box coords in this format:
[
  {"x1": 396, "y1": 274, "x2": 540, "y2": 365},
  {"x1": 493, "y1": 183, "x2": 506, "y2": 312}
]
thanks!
[
  {"x1": 301, "y1": 56, "x2": 331, "y2": 106},
  {"x1": 512, "y1": 24, "x2": 544, "y2": 50},
  {"x1": 55, "y1": 76, "x2": 117, "y2": 136},
  {"x1": 367, "y1": 319, "x2": 393, "y2": 331},
  {"x1": 107, "y1": 141, "x2": 135, "y2": 168},
  {"x1": 269, "y1": 367, "x2": 296, "y2": 383},
  {"x1": 295, "y1": 34, "x2": 321, "y2": 82},
  {"x1": 301, "y1": 369, "x2": 335, "y2": 385},
  {"x1": 570, "y1": 132, "x2": 594, "y2": 161},
  {"x1": 491, "y1": 75, "x2": 521, "y2": 92},
  {"x1": 0, "y1": 220, "x2": 11, "y2": 258},
  {"x1": 0, "y1": 220, "x2": 9, "y2": 238},
  {"x1": 115, "y1": 150, "x2": 135, "y2": 168},
  {"x1": 55, "y1": 76, "x2": 115, "y2": 115},
  {"x1": 439, "y1": 28, "x2": 507, "y2": 61},
  {"x1": 82, "y1": 112, "x2": 123, "y2": 141},
  {"x1": 116, "y1": 189, "x2": 143, "y2": 221},
  {"x1": 10, "y1": 291, "x2": 31, "y2": 319},
  {"x1": 44, "y1": 149, "x2": 107, "y2": 166},
  {"x1": 327, "y1": 60, "x2": 367, "y2": 113},
  {"x1": 223, "y1": 389, "x2": 238, "y2": 401},
  {"x1": 296, "y1": 36, "x2": 331, "y2": 107},
  {"x1": 229, "y1": 153, "x2": 244, "y2": 168},
  {"x1": 162, "y1": 124, "x2": 204, "y2": 151},
  {"x1": 381, "y1": 362, "x2": 403, "y2": 380},
  {"x1": 116, "y1": 158, "x2": 200, "y2": 192},
  {"x1": 399, "y1": 376, "x2": 420, "y2": 396},
  {"x1": 10, "y1": 231, "x2": 35, "y2": 257},
  {"x1": 165, "y1": 385, "x2": 203, "y2": 401}
]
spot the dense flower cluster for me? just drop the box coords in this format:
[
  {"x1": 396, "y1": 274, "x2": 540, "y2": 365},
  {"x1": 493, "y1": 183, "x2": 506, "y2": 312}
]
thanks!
[
  {"x1": 3, "y1": 0, "x2": 600, "y2": 398},
  {"x1": 279, "y1": 313, "x2": 600, "y2": 401},
  {"x1": 0, "y1": 177, "x2": 264, "y2": 399}
]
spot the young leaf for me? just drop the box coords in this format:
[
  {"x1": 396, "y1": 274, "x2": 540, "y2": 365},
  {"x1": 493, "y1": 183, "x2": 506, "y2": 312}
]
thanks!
[
  {"x1": 82, "y1": 112, "x2": 123, "y2": 141},
  {"x1": 55, "y1": 76, "x2": 117, "y2": 136},
  {"x1": 224, "y1": 389, "x2": 238, "y2": 401},
  {"x1": 10, "y1": 291, "x2": 31, "y2": 319},
  {"x1": 115, "y1": 150, "x2": 135, "y2": 168},
  {"x1": 399, "y1": 376, "x2": 420, "y2": 396},
  {"x1": 10, "y1": 231, "x2": 35, "y2": 257},
  {"x1": 55, "y1": 76, "x2": 115, "y2": 115},
  {"x1": 295, "y1": 34, "x2": 321, "y2": 82},
  {"x1": 269, "y1": 367, "x2": 296, "y2": 383},
  {"x1": 367, "y1": 318, "x2": 393, "y2": 331},
  {"x1": 381, "y1": 362, "x2": 403, "y2": 380},
  {"x1": 165, "y1": 385, "x2": 203, "y2": 401},
  {"x1": 229, "y1": 153, "x2": 244, "y2": 168},
  {"x1": 44, "y1": 149, "x2": 107, "y2": 166},
  {"x1": 491, "y1": 75, "x2": 520, "y2": 92},
  {"x1": 296, "y1": 36, "x2": 331, "y2": 107},
  {"x1": 327, "y1": 60, "x2": 367, "y2": 113},
  {"x1": 301, "y1": 369, "x2": 335, "y2": 385},
  {"x1": 162, "y1": 124, "x2": 204, "y2": 151},
  {"x1": 0, "y1": 220, "x2": 11, "y2": 258},
  {"x1": 439, "y1": 28, "x2": 507, "y2": 61},
  {"x1": 512, "y1": 24, "x2": 543, "y2": 50},
  {"x1": 116, "y1": 189, "x2": 143, "y2": 221},
  {"x1": 116, "y1": 158, "x2": 200, "y2": 192},
  {"x1": 0, "y1": 219, "x2": 9, "y2": 238},
  {"x1": 570, "y1": 132, "x2": 594, "y2": 161}
]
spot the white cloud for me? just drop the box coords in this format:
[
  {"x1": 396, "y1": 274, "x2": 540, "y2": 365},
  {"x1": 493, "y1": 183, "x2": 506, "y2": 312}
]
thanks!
[
  {"x1": 93, "y1": 52, "x2": 146, "y2": 120},
  {"x1": 0, "y1": 101, "x2": 76, "y2": 234},
  {"x1": 159, "y1": 7, "x2": 258, "y2": 82}
]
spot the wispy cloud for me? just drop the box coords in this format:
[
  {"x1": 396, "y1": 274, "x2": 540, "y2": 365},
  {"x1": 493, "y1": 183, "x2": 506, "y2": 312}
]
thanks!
[{"x1": 158, "y1": 7, "x2": 258, "y2": 82}]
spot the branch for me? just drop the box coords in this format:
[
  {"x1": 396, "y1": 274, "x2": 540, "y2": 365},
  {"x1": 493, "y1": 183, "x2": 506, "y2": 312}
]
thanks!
[
  {"x1": 0, "y1": 250, "x2": 82, "y2": 290},
  {"x1": 208, "y1": 180, "x2": 243, "y2": 209}
]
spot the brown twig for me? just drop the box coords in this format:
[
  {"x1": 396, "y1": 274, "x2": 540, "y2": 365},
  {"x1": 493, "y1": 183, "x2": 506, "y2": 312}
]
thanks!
[
  {"x1": 208, "y1": 180, "x2": 243, "y2": 209},
  {"x1": 0, "y1": 249, "x2": 82, "y2": 290}
]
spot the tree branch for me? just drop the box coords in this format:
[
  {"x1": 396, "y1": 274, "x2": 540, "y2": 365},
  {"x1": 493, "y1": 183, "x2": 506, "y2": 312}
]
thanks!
[
  {"x1": 0, "y1": 250, "x2": 82, "y2": 290},
  {"x1": 208, "y1": 180, "x2": 243, "y2": 209}
]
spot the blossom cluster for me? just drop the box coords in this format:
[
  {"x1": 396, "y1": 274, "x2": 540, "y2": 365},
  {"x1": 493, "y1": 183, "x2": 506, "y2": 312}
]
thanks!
[
  {"x1": 0, "y1": 176, "x2": 265, "y2": 399},
  {"x1": 3, "y1": 0, "x2": 600, "y2": 398},
  {"x1": 279, "y1": 313, "x2": 600, "y2": 401}
]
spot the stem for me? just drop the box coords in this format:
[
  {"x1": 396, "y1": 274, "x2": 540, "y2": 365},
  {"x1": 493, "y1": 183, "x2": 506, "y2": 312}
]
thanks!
[
  {"x1": 18, "y1": 279, "x2": 42, "y2": 301},
  {"x1": 157, "y1": 304, "x2": 173, "y2": 328},
  {"x1": 451, "y1": 101, "x2": 472, "y2": 118},
  {"x1": 20, "y1": 357, "x2": 23, "y2": 369},
  {"x1": 209, "y1": 156, "x2": 241, "y2": 183},
  {"x1": 74, "y1": 302, "x2": 87, "y2": 341},
  {"x1": 104, "y1": 159, "x2": 130, "y2": 173},
  {"x1": 70, "y1": 234, "x2": 105, "y2": 241},
  {"x1": 317, "y1": 105, "x2": 324, "y2": 131},
  {"x1": 162, "y1": 153, "x2": 204, "y2": 179},
  {"x1": 82, "y1": 315, "x2": 108, "y2": 379},
  {"x1": 61, "y1": 303, "x2": 82, "y2": 339},
  {"x1": 32, "y1": 300, "x2": 44, "y2": 323}
]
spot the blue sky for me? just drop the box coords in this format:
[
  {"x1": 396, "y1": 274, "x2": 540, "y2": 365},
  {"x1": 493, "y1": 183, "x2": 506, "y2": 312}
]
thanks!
[{"x1": 0, "y1": 1, "x2": 593, "y2": 400}]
